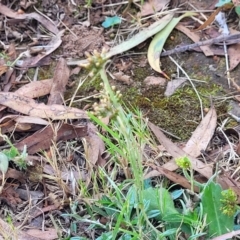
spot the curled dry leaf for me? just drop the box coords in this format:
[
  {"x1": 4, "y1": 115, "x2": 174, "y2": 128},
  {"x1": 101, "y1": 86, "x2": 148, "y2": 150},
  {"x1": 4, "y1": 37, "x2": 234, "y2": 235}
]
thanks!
[
  {"x1": 192, "y1": 7, "x2": 222, "y2": 32},
  {"x1": 0, "y1": 3, "x2": 59, "y2": 34},
  {"x1": 48, "y1": 58, "x2": 70, "y2": 105},
  {"x1": 0, "y1": 92, "x2": 88, "y2": 120},
  {"x1": 84, "y1": 123, "x2": 106, "y2": 167}
]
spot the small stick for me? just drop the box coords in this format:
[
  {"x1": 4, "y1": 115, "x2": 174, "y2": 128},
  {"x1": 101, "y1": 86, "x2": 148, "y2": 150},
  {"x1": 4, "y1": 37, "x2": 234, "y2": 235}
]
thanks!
[
  {"x1": 223, "y1": 40, "x2": 231, "y2": 87},
  {"x1": 160, "y1": 33, "x2": 240, "y2": 57}
]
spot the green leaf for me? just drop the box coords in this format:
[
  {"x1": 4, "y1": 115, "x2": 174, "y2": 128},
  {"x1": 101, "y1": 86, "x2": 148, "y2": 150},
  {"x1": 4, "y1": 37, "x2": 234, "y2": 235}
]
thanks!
[
  {"x1": 235, "y1": 6, "x2": 240, "y2": 15},
  {"x1": 142, "y1": 187, "x2": 178, "y2": 220},
  {"x1": 0, "y1": 152, "x2": 9, "y2": 174},
  {"x1": 3, "y1": 146, "x2": 19, "y2": 159},
  {"x1": 147, "y1": 12, "x2": 196, "y2": 77},
  {"x1": 102, "y1": 16, "x2": 121, "y2": 28},
  {"x1": 106, "y1": 13, "x2": 174, "y2": 58},
  {"x1": 163, "y1": 213, "x2": 198, "y2": 225},
  {"x1": 215, "y1": 0, "x2": 232, "y2": 7},
  {"x1": 202, "y1": 182, "x2": 234, "y2": 237}
]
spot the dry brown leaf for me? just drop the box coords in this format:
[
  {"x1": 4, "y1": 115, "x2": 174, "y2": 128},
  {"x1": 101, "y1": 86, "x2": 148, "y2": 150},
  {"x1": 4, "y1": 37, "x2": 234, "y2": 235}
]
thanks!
[
  {"x1": 16, "y1": 31, "x2": 64, "y2": 68},
  {"x1": 176, "y1": 23, "x2": 214, "y2": 56},
  {"x1": 15, "y1": 123, "x2": 88, "y2": 154},
  {"x1": 16, "y1": 79, "x2": 53, "y2": 98},
  {"x1": 48, "y1": 58, "x2": 70, "y2": 105},
  {"x1": 164, "y1": 77, "x2": 187, "y2": 96},
  {"x1": 0, "y1": 92, "x2": 87, "y2": 120},
  {"x1": 183, "y1": 106, "x2": 217, "y2": 157},
  {"x1": 148, "y1": 121, "x2": 212, "y2": 179},
  {"x1": 0, "y1": 218, "x2": 41, "y2": 240},
  {"x1": 0, "y1": 65, "x2": 8, "y2": 77},
  {"x1": 228, "y1": 29, "x2": 240, "y2": 71},
  {"x1": 84, "y1": 123, "x2": 106, "y2": 166},
  {"x1": 143, "y1": 76, "x2": 166, "y2": 86},
  {"x1": 141, "y1": 0, "x2": 170, "y2": 16},
  {"x1": 25, "y1": 228, "x2": 58, "y2": 240},
  {"x1": 229, "y1": 44, "x2": 240, "y2": 70},
  {"x1": 0, "y1": 79, "x2": 53, "y2": 113},
  {"x1": 7, "y1": 115, "x2": 49, "y2": 125},
  {"x1": 162, "y1": 107, "x2": 217, "y2": 170},
  {"x1": 0, "y1": 115, "x2": 49, "y2": 136},
  {"x1": 112, "y1": 71, "x2": 133, "y2": 85},
  {"x1": 0, "y1": 168, "x2": 26, "y2": 183},
  {"x1": 3, "y1": 44, "x2": 17, "y2": 92},
  {"x1": 145, "y1": 164, "x2": 199, "y2": 192},
  {"x1": 3, "y1": 67, "x2": 15, "y2": 91},
  {"x1": 192, "y1": 7, "x2": 222, "y2": 32},
  {"x1": 0, "y1": 3, "x2": 58, "y2": 34}
]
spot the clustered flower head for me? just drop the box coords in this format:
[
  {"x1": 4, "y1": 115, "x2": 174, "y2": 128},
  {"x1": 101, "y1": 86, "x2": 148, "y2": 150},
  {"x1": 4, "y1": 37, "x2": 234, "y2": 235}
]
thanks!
[
  {"x1": 92, "y1": 84, "x2": 122, "y2": 119},
  {"x1": 220, "y1": 188, "x2": 237, "y2": 216},
  {"x1": 80, "y1": 48, "x2": 108, "y2": 76},
  {"x1": 175, "y1": 156, "x2": 191, "y2": 169}
]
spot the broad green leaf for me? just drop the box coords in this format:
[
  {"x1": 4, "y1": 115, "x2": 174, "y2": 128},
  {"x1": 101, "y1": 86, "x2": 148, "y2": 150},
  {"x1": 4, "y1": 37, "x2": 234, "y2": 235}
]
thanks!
[
  {"x1": 147, "y1": 12, "x2": 196, "y2": 77},
  {"x1": 202, "y1": 182, "x2": 234, "y2": 237},
  {"x1": 106, "y1": 13, "x2": 174, "y2": 58},
  {"x1": 143, "y1": 187, "x2": 178, "y2": 220},
  {"x1": 0, "y1": 152, "x2": 9, "y2": 174},
  {"x1": 102, "y1": 16, "x2": 121, "y2": 28}
]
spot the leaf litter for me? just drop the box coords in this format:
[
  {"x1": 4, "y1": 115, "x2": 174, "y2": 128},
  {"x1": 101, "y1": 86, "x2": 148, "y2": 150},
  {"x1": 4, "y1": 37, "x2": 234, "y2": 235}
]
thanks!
[{"x1": 1, "y1": 0, "x2": 240, "y2": 239}]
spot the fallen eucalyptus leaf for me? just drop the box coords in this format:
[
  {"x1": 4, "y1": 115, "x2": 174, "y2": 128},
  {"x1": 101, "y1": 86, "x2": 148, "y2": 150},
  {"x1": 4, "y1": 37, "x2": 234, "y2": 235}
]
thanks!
[
  {"x1": 147, "y1": 12, "x2": 196, "y2": 77},
  {"x1": 0, "y1": 3, "x2": 59, "y2": 34},
  {"x1": 0, "y1": 92, "x2": 87, "y2": 120}
]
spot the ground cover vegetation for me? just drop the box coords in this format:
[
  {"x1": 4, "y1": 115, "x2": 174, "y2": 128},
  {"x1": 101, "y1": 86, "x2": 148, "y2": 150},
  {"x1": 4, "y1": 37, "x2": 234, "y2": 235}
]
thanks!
[{"x1": 1, "y1": 0, "x2": 240, "y2": 239}]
